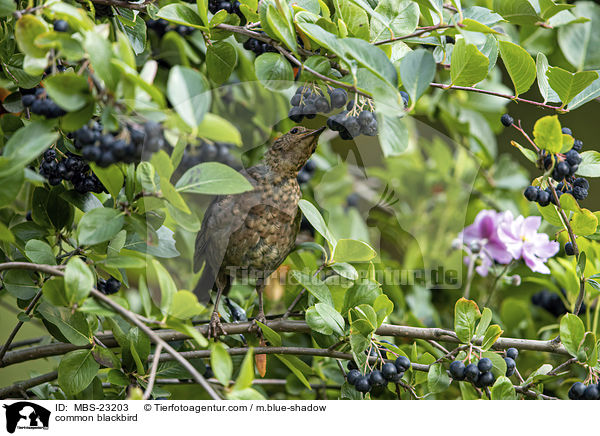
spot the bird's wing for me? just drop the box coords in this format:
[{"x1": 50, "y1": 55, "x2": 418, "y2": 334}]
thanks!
[{"x1": 193, "y1": 167, "x2": 263, "y2": 275}]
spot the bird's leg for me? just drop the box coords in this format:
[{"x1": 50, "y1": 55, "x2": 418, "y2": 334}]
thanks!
[
  {"x1": 249, "y1": 279, "x2": 267, "y2": 335},
  {"x1": 207, "y1": 280, "x2": 226, "y2": 339}
]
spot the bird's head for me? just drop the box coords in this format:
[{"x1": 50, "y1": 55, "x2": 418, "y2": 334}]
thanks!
[{"x1": 265, "y1": 126, "x2": 325, "y2": 174}]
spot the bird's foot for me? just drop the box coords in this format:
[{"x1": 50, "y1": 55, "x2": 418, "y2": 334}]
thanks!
[
  {"x1": 248, "y1": 311, "x2": 267, "y2": 337},
  {"x1": 207, "y1": 311, "x2": 226, "y2": 339}
]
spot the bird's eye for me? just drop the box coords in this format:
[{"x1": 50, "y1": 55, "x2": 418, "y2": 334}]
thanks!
[{"x1": 290, "y1": 127, "x2": 299, "y2": 134}]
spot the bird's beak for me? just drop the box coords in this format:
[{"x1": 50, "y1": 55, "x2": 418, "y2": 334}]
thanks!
[{"x1": 300, "y1": 126, "x2": 326, "y2": 140}]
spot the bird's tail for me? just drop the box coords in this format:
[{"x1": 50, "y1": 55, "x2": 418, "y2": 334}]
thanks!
[{"x1": 193, "y1": 264, "x2": 217, "y2": 303}]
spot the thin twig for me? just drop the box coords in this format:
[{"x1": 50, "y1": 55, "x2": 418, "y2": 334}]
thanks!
[
  {"x1": 0, "y1": 290, "x2": 43, "y2": 364},
  {"x1": 430, "y1": 83, "x2": 566, "y2": 112},
  {"x1": 143, "y1": 343, "x2": 163, "y2": 400},
  {"x1": 374, "y1": 24, "x2": 458, "y2": 46}
]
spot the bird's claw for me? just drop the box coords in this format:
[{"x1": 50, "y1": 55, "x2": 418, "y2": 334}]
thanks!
[{"x1": 207, "y1": 312, "x2": 226, "y2": 339}]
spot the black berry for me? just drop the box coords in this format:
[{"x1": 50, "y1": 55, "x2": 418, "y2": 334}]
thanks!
[
  {"x1": 449, "y1": 360, "x2": 466, "y2": 380},
  {"x1": 465, "y1": 363, "x2": 479, "y2": 382},
  {"x1": 394, "y1": 356, "x2": 411, "y2": 372},
  {"x1": 381, "y1": 362, "x2": 398, "y2": 380},
  {"x1": 524, "y1": 186, "x2": 539, "y2": 202},
  {"x1": 53, "y1": 20, "x2": 69, "y2": 32},
  {"x1": 568, "y1": 382, "x2": 586, "y2": 400},
  {"x1": 506, "y1": 348, "x2": 518, "y2": 360},
  {"x1": 477, "y1": 358, "x2": 492, "y2": 372},
  {"x1": 565, "y1": 242, "x2": 575, "y2": 256},
  {"x1": 346, "y1": 369, "x2": 361, "y2": 385},
  {"x1": 504, "y1": 357, "x2": 516, "y2": 377},
  {"x1": 500, "y1": 114, "x2": 513, "y2": 127}
]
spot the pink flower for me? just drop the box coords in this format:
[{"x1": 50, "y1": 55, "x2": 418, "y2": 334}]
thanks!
[
  {"x1": 458, "y1": 209, "x2": 559, "y2": 276},
  {"x1": 459, "y1": 210, "x2": 513, "y2": 276},
  {"x1": 498, "y1": 212, "x2": 559, "y2": 274}
]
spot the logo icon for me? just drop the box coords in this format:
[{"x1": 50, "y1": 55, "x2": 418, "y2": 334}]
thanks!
[{"x1": 3, "y1": 402, "x2": 50, "y2": 433}]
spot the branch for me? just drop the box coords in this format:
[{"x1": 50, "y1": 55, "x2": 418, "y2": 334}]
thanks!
[
  {"x1": 82, "y1": 0, "x2": 153, "y2": 10},
  {"x1": 1, "y1": 317, "x2": 570, "y2": 368},
  {"x1": 0, "y1": 371, "x2": 58, "y2": 399},
  {"x1": 430, "y1": 83, "x2": 566, "y2": 112},
  {"x1": 150, "y1": 346, "x2": 432, "y2": 372}
]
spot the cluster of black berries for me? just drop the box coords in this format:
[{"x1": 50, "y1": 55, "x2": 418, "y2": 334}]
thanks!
[
  {"x1": 531, "y1": 289, "x2": 567, "y2": 317},
  {"x1": 289, "y1": 85, "x2": 340, "y2": 122},
  {"x1": 243, "y1": 35, "x2": 277, "y2": 56},
  {"x1": 568, "y1": 381, "x2": 600, "y2": 400},
  {"x1": 449, "y1": 354, "x2": 516, "y2": 388},
  {"x1": 328, "y1": 108, "x2": 378, "y2": 140},
  {"x1": 297, "y1": 159, "x2": 316, "y2": 185},
  {"x1": 520, "y1": 125, "x2": 588, "y2": 206},
  {"x1": 346, "y1": 355, "x2": 411, "y2": 396},
  {"x1": 208, "y1": 0, "x2": 244, "y2": 18},
  {"x1": 39, "y1": 150, "x2": 105, "y2": 194},
  {"x1": 21, "y1": 87, "x2": 66, "y2": 118},
  {"x1": 147, "y1": 19, "x2": 195, "y2": 37},
  {"x1": 97, "y1": 277, "x2": 121, "y2": 295},
  {"x1": 72, "y1": 121, "x2": 165, "y2": 167}
]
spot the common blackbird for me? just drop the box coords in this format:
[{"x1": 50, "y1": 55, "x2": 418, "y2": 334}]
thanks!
[{"x1": 194, "y1": 126, "x2": 325, "y2": 337}]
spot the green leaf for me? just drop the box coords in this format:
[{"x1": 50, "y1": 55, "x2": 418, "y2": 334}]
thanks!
[
  {"x1": 399, "y1": 49, "x2": 435, "y2": 107},
  {"x1": 107, "y1": 369, "x2": 130, "y2": 386},
  {"x1": 298, "y1": 199, "x2": 337, "y2": 251},
  {"x1": 315, "y1": 302, "x2": 345, "y2": 336},
  {"x1": 560, "y1": 313, "x2": 585, "y2": 357},
  {"x1": 331, "y1": 262, "x2": 358, "y2": 280},
  {"x1": 166, "y1": 318, "x2": 208, "y2": 348},
  {"x1": 64, "y1": 257, "x2": 94, "y2": 304},
  {"x1": 0, "y1": 0, "x2": 16, "y2": 17},
  {"x1": 557, "y1": 2, "x2": 600, "y2": 70},
  {"x1": 42, "y1": 278, "x2": 68, "y2": 306},
  {"x1": 168, "y1": 290, "x2": 206, "y2": 320},
  {"x1": 475, "y1": 307, "x2": 492, "y2": 337},
  {"x1": 582, "y1": 332, "x2": 597, "y2": 366},
  {"x1": 25, "y1": 239, "x2": 56, "y2": 265},
  {"x1": 206, "y1": 41, "x2": 237, "y2": 85},
  {"x1": 58, "y1": 349, "x2": 100, "y2": 395},
  {"x1": 427, "y1": 363, "x2": 451, "y2": 394},
  {"x1": 83, "y1": 32, "x2": 119, "y2": 90},
  {"x1": 343, "y1": 280, "x2": 380, "y2": 313},
  {"x1": 36, "y1": 302, "x2": 91, "y2": 345},
  {"x1": 533, "y1": 115, "x2": 563, "y2": 153},
  {"x1": 331, "y1": 239, "x2": 376, "y2": 263},
  {"x1": 498, "y1": 40, "x2": 536, "y2": 97},
  {"x1": 306, "y1": 306, "x2": 333, "y2": 335},
  {"x1": 211, "y1": 342, "x2": 233, "y2": 385},
  {"x1": 536, "y1": 53, "x2": 561, "y2": 104},
  {"x1": 254, "y1": 53, "x2": 294, "y2": 91},
  {"x1": 0, "y1": 121, "x2": 58, "y2": 179},
  {"x1": 156, "y1": 3, "x2": 208, "y2": 29},
  {"x1": 175, "y1": 162, "x2": 253, "y2": 194},
  {"x1": 167, "y1": 66, "x2": 210, "y2": 129},
  {"x1": 490, "y1": 376, "x2": 516, "y2": 400},
  {"x1": 492, "y1": 0, "x2": 541, "y2": 25},
  {"x1": 577, "y1": 151, "x2": 600, "y2": 177},
  {"x1": 198, "y1": 113, "x2": 242, "y2": 146},
  {"x1": 369, "y1": 0, "x2": 419, "y2": 42},
  {"x1": 89, "y1": 164, "x2": 124, "y2": 200},
  {"x1": 481, "y1": 324, "x2": 503, "y2": 351},
  {"x1": 482, "y1": 351, "x2": 507, "y2": 378},
  {"x1": 77, "y1": 208, "x2": 125, "y2": 245},
  {"x1": 454, "y1": 298, "x2": 480, "y2": 343},
  {"x1": 263, "y1": 2, "x2": 297, "y2": 52},
  {"x1": 450, "y1": 38, "x2": 489, "y2": 87},
  {"x1": 571, "y1": 209, "x2": 598, "y2": 236},
  {"x1": 256, "y1": 321, "x2": 282, "y2": 346},
  {"x1": 568, "y1": 74, "x2": 600, "y2": 111},
  {"x1": 233, "y1": 348, "x2": 255, "y2": 391},
  {"x1": 15, "y1": 15, "x2": 49, "y2": 58},
  {"x1": 291, "y1": 270, "x2": 334, "y2": 306},
  {"x1": 546, "y1": 67, "x2": 598, "y2": 106},
  {"x1": 44, "y1": 72, "x2": 92, "y2": 111},
  {"x1": 150, "y1": 258, "x2": 177, "y2": 312},
  {"x1": 275, "y1": 355, "x2": 313, "y2": 390}
]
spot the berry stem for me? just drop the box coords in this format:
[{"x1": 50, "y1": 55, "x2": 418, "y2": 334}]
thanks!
[{"x1": 430, "y1": 83, "x2": 567, "y2": 112}]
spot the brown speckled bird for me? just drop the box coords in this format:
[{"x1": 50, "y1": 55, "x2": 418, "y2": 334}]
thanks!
[{"x1": 194, "y1": 126, "x2": 324, "y2": 337}]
